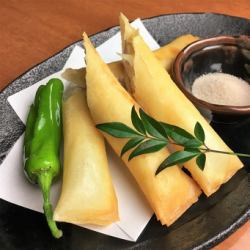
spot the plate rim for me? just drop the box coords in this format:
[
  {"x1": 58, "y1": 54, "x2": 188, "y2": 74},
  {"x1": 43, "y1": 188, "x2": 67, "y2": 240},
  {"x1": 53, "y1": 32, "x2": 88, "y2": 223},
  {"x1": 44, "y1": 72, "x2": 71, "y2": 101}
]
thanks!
[{"x1": 1, "y1": 12, "x2": 250, "y2": 95}]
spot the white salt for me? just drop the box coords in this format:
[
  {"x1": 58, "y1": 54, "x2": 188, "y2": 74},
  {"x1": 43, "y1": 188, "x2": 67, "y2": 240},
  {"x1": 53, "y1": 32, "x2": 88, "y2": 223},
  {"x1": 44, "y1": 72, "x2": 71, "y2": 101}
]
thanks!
[{"x1": 192, "y1": 72, "x2": 250, "y2": 106}]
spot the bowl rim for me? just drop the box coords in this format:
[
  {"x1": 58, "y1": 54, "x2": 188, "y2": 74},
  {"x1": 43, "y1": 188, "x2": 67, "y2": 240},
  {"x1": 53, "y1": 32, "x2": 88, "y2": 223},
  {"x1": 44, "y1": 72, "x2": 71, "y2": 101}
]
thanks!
[{"x1": 172, "y1": 35, "x2": 250, "y2": 115}]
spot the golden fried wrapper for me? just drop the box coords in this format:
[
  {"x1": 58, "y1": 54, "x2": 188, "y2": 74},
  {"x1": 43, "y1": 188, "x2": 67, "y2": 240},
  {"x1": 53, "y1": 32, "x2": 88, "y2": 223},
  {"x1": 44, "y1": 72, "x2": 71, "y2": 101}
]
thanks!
[
  {"x1": 62, "y1": 31, "x2": 198, "y2": 87},
  {"x1": 84, "y1": 33, "x2": 201, "y2": 226},
  {"x1": 54, "y1": 87, "x2": 119, "y2": 225},
  {"x1": 120, "y1": 13, "x2": 243, "y2": 196}
]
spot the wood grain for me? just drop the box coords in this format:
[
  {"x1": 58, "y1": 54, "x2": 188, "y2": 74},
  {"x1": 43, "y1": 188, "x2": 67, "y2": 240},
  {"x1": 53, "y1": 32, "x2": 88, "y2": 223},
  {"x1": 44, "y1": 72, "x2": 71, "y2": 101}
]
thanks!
[
  {"x1": 0, "y1": 0, "x2": 249, "y2": 249},
  {"x1": 0, "y1": 0, "x2": 249, "y2": 90}
]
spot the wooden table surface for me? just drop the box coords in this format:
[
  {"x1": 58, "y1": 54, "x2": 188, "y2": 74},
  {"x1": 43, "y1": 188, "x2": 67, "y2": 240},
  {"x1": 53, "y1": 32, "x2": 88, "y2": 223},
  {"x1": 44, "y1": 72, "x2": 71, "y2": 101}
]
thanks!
[{"x1": 1, "y1": 0, "x2": 249, "y2": 249}]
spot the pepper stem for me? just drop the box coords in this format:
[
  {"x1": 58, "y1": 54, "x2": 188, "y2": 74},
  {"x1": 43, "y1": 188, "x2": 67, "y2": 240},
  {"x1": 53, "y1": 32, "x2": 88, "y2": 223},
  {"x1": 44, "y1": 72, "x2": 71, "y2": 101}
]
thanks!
[{"x1": 38, "y1": 173, "x2": 62, "y2": 238}]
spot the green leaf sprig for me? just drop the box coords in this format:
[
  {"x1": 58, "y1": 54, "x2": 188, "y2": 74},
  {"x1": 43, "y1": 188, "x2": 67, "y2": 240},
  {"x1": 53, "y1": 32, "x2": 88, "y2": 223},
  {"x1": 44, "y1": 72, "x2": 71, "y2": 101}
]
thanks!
[{"x1": 96, "y1": 106, "x2": 250, "y2": 175}]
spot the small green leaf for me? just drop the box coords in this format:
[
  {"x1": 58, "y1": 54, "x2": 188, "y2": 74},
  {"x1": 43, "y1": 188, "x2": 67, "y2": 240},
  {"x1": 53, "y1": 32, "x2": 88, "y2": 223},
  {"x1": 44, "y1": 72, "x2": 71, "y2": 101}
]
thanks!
[
  {"x1": 170, "y1": 132, "x2": 192, "y2": 145},
  {"x1": 128, "y1": 139, "x2": 168, "y2": 161},
  {"x1": 131, "y1": 106, "x2": 146, "y2": 135},
  {"x1": 139, "y1": 109, "x2": 166, "y2": 139},
  {"x1": 96, "y1": 122, "x2": 141, "y2": 138},
  {"x1": 194, "y1": 122, "x2": 205, "y2": 142},
  {"x1": 184, "y1": 148, "x2": 201, "y2": 153},
  {"x1": 161, "y1": 122, "x2": 195, "y2": 145},
  {"x1": 120, "y1": 136, "x2": 144, "y2": 157},
  {"x1": 183, "y1": 139, "x2": 203, "y2": 148},
  {"x1": 196, "y1": 153, "x2": 206, "y2": 170},
  {"x1": 156, "y1": 150, "x2": 200, "y2": 175}
]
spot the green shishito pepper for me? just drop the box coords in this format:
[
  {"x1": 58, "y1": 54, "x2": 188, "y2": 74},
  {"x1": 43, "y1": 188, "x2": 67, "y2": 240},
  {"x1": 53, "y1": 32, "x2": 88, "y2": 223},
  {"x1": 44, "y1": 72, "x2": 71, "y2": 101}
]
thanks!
[{"x1": 24, "y1": 78, "x2": 64, "y2": 238}]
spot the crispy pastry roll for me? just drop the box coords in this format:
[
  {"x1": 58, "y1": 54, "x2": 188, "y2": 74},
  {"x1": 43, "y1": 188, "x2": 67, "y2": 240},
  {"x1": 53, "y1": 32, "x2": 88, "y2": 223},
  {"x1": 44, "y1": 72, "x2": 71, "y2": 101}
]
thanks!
[
  {"x1": 62, "y1": 61, "x2": 126, "y2": 87},
  {"x1": 62, "y1": 34, "x2": 198, "y2": 87},
  {"x1": 153, "y1": 34, "x2": 198, "y2": 71},
  {"x1": 84, "y1": 33, "x2": 201, "y2": 226},
  {"x1": 119, "y1": 14, "x2": 243, "y2": 196},
  {"x1": 54, "y1": 87, "x2": 119, "y2": 225}
]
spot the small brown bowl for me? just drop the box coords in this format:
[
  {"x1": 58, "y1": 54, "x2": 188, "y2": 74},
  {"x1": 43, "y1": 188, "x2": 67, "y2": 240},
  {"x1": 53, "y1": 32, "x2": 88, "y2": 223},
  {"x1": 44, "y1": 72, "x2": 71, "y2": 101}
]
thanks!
[{"x1": 172, "y1": 35, "x2": 250, "y2": 115}]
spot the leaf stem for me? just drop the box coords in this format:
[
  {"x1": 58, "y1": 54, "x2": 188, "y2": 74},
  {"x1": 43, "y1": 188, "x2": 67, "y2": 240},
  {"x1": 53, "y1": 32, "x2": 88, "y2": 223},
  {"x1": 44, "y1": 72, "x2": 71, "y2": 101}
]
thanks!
[
  {"x1": 97, "y1": 106, "x2": 250, "y2": 174},
  {"x1": 142, "y1": 135, "x2": 250, "y2": 158},
  {"x1": 144, "y1": 134, "x2": 167, "y2": 142},
  {"x1": 205, "y1": 148, "x2": 250, "y2": 158}
]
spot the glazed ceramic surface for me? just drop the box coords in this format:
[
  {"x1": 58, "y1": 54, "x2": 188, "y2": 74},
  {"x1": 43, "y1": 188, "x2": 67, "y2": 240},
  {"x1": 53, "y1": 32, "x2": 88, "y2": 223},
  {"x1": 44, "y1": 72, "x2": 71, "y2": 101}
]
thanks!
[{"x1": 173, "y1": 35, "x2": 250, "y2": 114}]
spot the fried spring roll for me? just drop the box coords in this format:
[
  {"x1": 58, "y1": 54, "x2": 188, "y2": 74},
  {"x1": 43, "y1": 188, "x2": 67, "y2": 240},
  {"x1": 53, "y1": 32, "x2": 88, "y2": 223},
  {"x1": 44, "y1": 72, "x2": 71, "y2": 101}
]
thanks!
[
  {"x1": 62, "y1": 61, "x2": 126, "y2": 87},
  {"x1": 62, "y1": 34, "x2": 198, "y2": 87},
  {"x1": 54, "y1": 87, "x2": 119, "y2": 225},
  {"x1": 120, "y1": 14, "x2": 243, "y2": 196},
  {"x1": 84, "y1": 33, "x2": 201, "y2": 226},
  {"x1": 154, "y1": 34, "x2": 198, "y2": 71}
]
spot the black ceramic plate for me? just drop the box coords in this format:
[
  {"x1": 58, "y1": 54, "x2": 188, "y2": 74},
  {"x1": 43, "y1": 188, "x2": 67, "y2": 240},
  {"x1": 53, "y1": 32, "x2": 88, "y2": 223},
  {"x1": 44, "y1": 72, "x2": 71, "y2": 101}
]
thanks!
[{"x1": 0, "y1": 13, "x2": 250, "y2": 250}]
